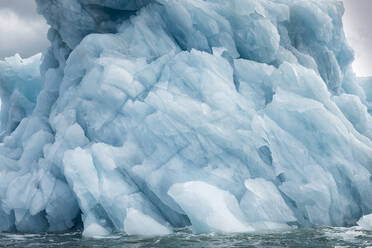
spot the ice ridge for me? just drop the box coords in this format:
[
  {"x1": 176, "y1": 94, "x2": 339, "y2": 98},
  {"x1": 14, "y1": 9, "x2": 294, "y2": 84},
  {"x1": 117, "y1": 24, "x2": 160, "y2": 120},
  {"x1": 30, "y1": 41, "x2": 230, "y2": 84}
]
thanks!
[{"x1": 0, "y1": 0, "x2": 371, "y2": 236}]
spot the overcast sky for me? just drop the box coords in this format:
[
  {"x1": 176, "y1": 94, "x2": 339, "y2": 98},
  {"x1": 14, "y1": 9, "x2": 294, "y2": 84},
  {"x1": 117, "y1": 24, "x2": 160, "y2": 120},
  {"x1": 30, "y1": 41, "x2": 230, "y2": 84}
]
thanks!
[
  {"x1": 342, "y1": 0, "x2": 372, "y2": 77},
  {"x1": 0, "y1": 0, "x2": 49, "y2": 60},
  {"x1": 0, "y1": 0, "x2": 371, "y2": 76}
]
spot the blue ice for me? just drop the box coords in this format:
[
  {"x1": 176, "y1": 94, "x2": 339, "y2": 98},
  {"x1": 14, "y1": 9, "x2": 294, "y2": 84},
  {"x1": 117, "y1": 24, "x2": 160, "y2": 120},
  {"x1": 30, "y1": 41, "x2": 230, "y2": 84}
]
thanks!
[{"x1": 0, "y1": 0, "x2": 371, "y2": 237}]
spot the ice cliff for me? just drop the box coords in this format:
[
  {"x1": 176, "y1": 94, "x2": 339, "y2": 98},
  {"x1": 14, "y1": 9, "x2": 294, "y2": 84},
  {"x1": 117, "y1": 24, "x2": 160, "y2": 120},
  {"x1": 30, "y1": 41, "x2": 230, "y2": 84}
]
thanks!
[{"x1": 0, "y1": 0, "x2": 372, "y2": 236}]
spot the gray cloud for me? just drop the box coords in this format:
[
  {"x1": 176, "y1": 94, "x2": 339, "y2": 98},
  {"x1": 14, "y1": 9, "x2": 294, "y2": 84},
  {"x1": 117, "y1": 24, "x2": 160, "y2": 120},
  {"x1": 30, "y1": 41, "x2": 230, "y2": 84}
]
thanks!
[
  {"x1": 0, "y1": 0, "x2": 40, "y2": 19},
  {"x1": 342, "y1": 0, "x2": 372, "y2": 76},
  {"x1": 0, "y1": 0, "x2": 49, "y2": 59}
]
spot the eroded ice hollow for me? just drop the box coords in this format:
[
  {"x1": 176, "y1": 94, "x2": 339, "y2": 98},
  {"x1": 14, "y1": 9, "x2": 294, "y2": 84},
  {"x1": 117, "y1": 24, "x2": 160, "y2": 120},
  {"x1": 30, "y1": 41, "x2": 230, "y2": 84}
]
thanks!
[{"x1": 0, "y1": 0, "x2": 372, "y2": 237}]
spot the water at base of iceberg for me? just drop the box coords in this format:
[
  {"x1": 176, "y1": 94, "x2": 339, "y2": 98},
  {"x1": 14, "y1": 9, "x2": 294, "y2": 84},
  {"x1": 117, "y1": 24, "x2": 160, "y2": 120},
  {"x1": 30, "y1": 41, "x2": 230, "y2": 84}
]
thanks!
[{"x1": 1, "y1": 227, "x2": 371, "y2": 248}]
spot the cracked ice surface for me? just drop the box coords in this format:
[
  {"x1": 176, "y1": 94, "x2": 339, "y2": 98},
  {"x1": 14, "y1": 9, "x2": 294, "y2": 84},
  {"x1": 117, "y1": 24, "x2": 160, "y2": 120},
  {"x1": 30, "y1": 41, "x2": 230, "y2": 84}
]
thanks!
[{"x1": 0, "y1": 0, "x2": 371, "y2": 236}]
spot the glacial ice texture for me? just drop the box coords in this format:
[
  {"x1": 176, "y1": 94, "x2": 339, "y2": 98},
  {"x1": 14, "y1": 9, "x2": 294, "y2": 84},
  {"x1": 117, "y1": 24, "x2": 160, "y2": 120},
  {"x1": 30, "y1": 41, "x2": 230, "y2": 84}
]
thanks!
[
  {"x1": 357, "y1": 214, "x2": 372, "y2": 231},
  {"x1": 0, "y1": 0, "x2": 371, "y2": 236}
]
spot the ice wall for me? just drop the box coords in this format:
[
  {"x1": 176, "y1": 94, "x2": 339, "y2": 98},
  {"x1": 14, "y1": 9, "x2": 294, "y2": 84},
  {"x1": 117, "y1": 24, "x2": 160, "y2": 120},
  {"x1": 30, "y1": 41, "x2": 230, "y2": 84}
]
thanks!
[{"x1": 0, "y1": 0, "x2": 371, "y2": 236}]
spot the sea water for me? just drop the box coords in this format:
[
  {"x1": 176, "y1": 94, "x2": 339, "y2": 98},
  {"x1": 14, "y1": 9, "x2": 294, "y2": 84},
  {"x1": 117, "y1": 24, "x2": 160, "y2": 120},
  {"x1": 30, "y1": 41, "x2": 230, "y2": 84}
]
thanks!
[{"x1": 1, "y1": 227, "x2": 371, "y2": 248}]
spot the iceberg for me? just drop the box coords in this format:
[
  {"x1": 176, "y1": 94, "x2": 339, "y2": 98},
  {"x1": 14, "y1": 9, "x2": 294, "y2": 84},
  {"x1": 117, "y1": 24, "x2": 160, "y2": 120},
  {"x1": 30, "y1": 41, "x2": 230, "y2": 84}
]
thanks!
[
  {"x1": 0, "y1": 0, "x2": 371, "y2": 236},
  {"x1": 357, "y1": 214, "x2": 372, "y2": 231}
]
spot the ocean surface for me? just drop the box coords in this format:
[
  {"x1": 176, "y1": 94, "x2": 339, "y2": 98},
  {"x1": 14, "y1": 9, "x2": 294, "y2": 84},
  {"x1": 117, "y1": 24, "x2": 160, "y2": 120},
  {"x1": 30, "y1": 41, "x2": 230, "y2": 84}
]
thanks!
[{"x1": 0, "y1": 227, "x2": 371, "y2": 248}]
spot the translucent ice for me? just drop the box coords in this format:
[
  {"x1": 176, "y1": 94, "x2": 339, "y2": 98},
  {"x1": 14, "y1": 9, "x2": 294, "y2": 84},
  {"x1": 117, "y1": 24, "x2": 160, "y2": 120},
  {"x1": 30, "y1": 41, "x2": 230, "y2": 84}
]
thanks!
[
  {"x1": 169, "y1": 181, "x2": 252, "y2": 233},
  {"x1": 357, "y1": 214, "x2": 372, "y2": 231},
  {"x1": 0, "y1": 0, "x2": 371, "y2": 237}
]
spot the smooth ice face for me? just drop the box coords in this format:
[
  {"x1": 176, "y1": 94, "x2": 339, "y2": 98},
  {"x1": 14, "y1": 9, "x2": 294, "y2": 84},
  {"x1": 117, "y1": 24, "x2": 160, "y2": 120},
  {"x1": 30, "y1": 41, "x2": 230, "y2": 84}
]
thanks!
[
  {"x1": 168, "y1": 181, "x2": 252, "y2": 233},
  {"x1": 357, "y1": 214, "x2": 372, "y2": 231},
  {"x1": 0, "y1": 0, "x2": 372, "y2": 237},
  {"x1": 123, "y1": 208, "x2": 172, "y2": 236},
  {"x1": 240, "y1": 178, "x2": 296, "y2": 229}
]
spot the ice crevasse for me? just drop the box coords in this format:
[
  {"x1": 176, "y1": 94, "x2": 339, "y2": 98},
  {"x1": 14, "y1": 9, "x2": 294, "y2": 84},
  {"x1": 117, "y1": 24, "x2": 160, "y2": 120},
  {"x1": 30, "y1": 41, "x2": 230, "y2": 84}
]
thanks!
[{"x1": 0, "y1": 0, "x2": 372, "y2": 237}]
